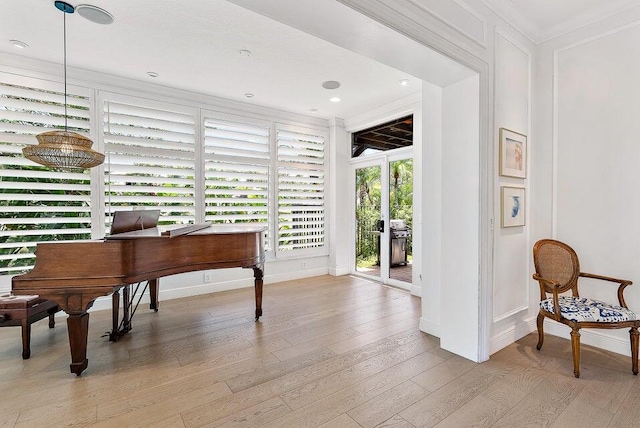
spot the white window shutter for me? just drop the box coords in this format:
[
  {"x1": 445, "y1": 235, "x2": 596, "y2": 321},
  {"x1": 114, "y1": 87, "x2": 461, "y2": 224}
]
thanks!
[
  {"x1": 276, "y1": 125, "x2": 326, "y2": 253},
  {"x1": 203, "y1": 113, "x2": 271, "y2": 249},
  {"x1": 0, "y1": 76, "x2": 93, "y2": 275},
  {"x1": 103, "y1": 94, "x2": 196, "y2": 228}
]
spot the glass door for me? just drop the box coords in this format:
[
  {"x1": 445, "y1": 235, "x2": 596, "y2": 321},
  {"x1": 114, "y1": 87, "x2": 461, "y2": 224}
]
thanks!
[
  {"x1": 387, "y1": 159, "x2": 413, "y2": 285},
  {"x1": 352, "y1": 153, "x2": 413, "y2": 288},
  {"x1": 354, "y1": 162, "x2": 385, "y2": 281}
]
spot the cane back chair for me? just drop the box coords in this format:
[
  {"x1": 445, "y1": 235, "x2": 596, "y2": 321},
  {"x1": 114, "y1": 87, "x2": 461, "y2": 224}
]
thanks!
[{"x1": 532, "y1": 239, "x2": 639, "y2": 378}]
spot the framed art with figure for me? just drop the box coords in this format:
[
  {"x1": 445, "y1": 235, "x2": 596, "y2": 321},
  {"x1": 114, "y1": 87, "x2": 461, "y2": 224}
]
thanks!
[
  {"x1": 501, "y1": 186, "x2": 525, "y2": 228},
  {"x1": 499, "y1": 128, "x2": 527, "y2": 178}
]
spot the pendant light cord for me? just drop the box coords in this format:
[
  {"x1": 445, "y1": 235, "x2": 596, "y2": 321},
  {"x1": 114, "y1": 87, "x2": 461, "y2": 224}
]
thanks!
[{"x1": 63, "y1": 8, "x2": 68, "y2": 132}]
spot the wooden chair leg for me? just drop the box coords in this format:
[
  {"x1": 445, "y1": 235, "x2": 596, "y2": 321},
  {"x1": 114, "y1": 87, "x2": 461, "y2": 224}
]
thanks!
[
  {"x1": 48, "y1": 313, "x2": 55, "y2": 329},
  {"x1": 630, "y1": 326, "x2": 639, "y2": 376},
  {"x1": 570, "y1": 327, "x2": 581, "y2": 378},
  {"x1": 536, "y1": 312, "x2": 545, "y2": 350},
  {"x1": 21, "y1": 319, "x2": 31, "y2": 360}
]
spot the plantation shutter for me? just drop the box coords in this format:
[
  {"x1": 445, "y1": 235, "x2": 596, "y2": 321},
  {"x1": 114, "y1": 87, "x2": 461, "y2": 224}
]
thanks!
[
  {"x1": 203, "y1": 113, "x2": 271, "y2": 249},
  {"x1": 276, "y1": 124, "x2": 327, "y2": 253},
  {"x1": 0, "y1": 75, "x2": 93, "y2": 275},
  {"x1": 103, "y1": 94, "x2": 196, "y2": 227}
]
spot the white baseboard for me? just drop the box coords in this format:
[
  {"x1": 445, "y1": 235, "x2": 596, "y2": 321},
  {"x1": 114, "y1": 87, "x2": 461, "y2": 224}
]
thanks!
[
  {"x1": 328, "y1": 267, "x2": 350, "y2": 276},
  {"x1": 490, "y1": 317, "x2": 537, "y2": 355},
  {"x1": 419, "y1": 317, "x2": 440, "y2": 338},
  {"x1": 410, "y1": 284, "x2": 422, "y2": 297},
  {"x1": 543, "y1": 320, "x2": 633, "y2": 357},
  {"x1": 88, "y1": 267, "x2": 329, "y2": 313},
  {"x1": 266, "y1": 267, "x2": 329, "y2": 284},
  {"x1": 489, "y1": 316, "x2": 634, "y2": 358}
]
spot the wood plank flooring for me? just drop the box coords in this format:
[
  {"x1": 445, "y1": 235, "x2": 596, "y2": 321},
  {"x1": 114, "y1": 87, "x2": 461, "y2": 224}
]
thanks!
[{"x1": 0, "y1": 275, "x2": 638, "y2": 427}]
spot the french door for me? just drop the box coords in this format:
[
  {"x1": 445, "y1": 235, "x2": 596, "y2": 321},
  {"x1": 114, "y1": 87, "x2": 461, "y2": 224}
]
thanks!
[{"x1": 351, "y1": 150, "x2": 413, "y2": 289}]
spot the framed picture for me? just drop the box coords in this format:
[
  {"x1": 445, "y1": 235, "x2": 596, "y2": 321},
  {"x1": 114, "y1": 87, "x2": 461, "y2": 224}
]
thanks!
[
  {"x1": 499, "y1": 128, "x2": 527, "y2": 178},
  {"x1": 501, "y1": 186, "x2": 525, "y2": 228}
]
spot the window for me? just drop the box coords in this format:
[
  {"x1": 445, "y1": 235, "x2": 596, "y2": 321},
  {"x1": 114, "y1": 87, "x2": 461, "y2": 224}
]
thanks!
[
  {"x1": 203, "y1": 113, "x2": 271, "y2": 248},
  {"x1": 276, "y1": 125, "x2": 327, "y2": 253},
  {"x1": 0, "y1": 75, "x2": 92, "y2": 275},
  {"x1": 103, "y1": 94, "x2": 196, "y2": 228},
  {"x1": 1, "y1": 72, "x2": 330, "y2": 276}
]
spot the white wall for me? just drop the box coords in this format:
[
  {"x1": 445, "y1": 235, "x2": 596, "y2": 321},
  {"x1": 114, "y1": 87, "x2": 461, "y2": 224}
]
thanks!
[
  {"x1": 490, "y1": 31, "x2": 534, "y2": 353},
  {"x1": 328, "y1": 118, "x2": 351, "y2": 277},
  {"x1": 535, "y1": 7, "x2": 640, "y2": 356},
  {"x1": 420, "y1": 82, "x2": 443, "y2": 336},
  {"x1": 439, "y1": 74, "x2": 480, "y2": 360}
]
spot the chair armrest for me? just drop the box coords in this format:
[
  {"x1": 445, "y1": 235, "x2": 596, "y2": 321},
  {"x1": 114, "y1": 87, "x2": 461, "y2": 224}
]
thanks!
[
  {"x1": 533, "y1": 273, "x2": 561, "y2": 291},
  {"x1": 579, "y1": 272, "x2": 633, "y2": 308},
  {"x1": 533, "y1": 273, "x2": 563, "y2": 320}
]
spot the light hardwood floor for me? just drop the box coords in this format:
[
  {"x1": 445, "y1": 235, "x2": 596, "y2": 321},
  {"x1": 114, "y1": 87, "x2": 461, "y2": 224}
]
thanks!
[{"x1": 1, "y1": 275, "x2": 639, "y2": 427}]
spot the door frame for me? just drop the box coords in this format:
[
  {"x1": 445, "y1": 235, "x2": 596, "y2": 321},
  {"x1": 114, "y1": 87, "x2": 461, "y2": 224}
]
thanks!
[{"x1": 349, "y1": 146, "x2": 414, "y2": 289}]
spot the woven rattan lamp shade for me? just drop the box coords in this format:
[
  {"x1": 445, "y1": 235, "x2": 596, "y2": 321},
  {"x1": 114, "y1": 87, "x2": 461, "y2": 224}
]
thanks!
[{"x1": 23, "y1": 130, "x2": 105, "y2": 169}]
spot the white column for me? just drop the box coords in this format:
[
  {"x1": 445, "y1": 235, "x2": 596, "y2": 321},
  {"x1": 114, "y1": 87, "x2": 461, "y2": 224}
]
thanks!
[{"x1": 328, "y1": 117, "x2": 350, "y2": 276}]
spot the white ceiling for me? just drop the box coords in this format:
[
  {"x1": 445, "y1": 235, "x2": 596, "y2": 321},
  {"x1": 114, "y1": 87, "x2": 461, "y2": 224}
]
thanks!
[
  {"x1": 483, "y1": 0, "x2": 640, "y2": 42},
  {"x1": 0, "y1": 0, "x2": 475, "y2": 120},
  {"x1": 2, "y1": 1, "x2": 629, "y2": 120}
]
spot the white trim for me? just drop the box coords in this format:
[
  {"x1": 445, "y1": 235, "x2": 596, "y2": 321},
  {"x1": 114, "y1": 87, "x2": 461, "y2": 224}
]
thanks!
[
  {"x1": 538, "y1": 1, "x2": 640, "y2": 44},
  {"x1": 490, "y1": 316, "x2": 536, "y2": 354},
  {"x1": 88, "y1": 267, "x2": 329, "y2": 313},
  {"x1": 343, "y1": 92, "x2": 421, "y2": 132},
  {"x1": 410, "y1": 284, "x2": 422, "y2": 297},
  {"x1": 495, "y1": 314, "x2": 636, "y2": 358},
  {"x1": 493, "y1": 305, "x2": 529, "y2": 323},
  {"x1": 406, "y1": 0, "x2": 487, "y2": 48},
  {"x1": 476, "y1": 0, "x2": 538, "y2": 44},
  {"x1": 328, "y1": 267, "x2": 350, "y2": 276},
  {"x1": 419, "y1": 317, "x2": 440, "y2": 338},
  {"x1": 544, "y1": 321, "x2": 634, "y2": 358}
]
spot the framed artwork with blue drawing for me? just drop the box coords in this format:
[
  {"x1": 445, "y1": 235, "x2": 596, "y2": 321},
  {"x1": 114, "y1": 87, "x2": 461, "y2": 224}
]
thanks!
[
  {"x1": 501, "y1": 186, "x2": 525, "y2": 227},
  {"x1": 499, "y1": 128, "x2": 527, "y2": 178}
]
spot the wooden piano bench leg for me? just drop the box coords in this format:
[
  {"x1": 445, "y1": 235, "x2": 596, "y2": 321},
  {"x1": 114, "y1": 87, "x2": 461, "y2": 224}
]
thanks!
[
  {"x1": 21, "y1": 319, "x2": 32, "y2": 360},
  {"x1": 0, "y1": 300, "x2": 60, "y2": 360}
]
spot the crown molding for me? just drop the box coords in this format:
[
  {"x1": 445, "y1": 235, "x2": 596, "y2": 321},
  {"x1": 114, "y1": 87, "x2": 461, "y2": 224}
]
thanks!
[{"x1": 480, "y1": 0, "x2": 640, "y2": 45}]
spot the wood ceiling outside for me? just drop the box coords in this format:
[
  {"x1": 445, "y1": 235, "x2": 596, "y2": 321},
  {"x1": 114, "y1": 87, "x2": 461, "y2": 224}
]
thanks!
[{"x1": 352, "y1": 115, "x2": 413, "y2": 157}]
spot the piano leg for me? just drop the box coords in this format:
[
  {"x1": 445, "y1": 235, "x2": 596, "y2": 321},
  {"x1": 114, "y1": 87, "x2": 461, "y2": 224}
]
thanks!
[
  {"x1": 253, "y1": 266, "x2": 263, "y2": 321},
  {"x1": 122, "y1": 285, "x2": 131, "y2": 333},
  {"x1": 110, "y1": 290, "x2": 120, "y2": 341},
  {"x1": 67, "y1": 312, "x2": 90, "y2": 376},
  {"x1": 149, "y1": 279, "x2": 159, "y2": 312}
]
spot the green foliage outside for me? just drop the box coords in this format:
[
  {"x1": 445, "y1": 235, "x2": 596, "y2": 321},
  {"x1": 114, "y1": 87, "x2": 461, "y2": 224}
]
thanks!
[{"x1": 355, "y1": 159, "x2": 413, "y2": 269}]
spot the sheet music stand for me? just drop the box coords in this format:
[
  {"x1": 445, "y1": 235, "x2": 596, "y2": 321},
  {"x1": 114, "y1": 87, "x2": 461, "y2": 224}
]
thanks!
[{"x1": 109, "y1": 209, "x2": 161, "y2": 235}]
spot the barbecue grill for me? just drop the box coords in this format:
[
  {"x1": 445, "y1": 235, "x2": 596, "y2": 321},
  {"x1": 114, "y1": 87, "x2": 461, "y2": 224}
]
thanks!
[{"x1": 389, "y1": 219, "x2": 411, "y2": 266}]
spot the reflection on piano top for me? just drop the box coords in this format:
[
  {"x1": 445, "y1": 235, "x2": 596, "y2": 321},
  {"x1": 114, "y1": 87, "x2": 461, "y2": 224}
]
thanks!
[{"x1": 105, "y1": 224, "x2": 267, "y2": 240}]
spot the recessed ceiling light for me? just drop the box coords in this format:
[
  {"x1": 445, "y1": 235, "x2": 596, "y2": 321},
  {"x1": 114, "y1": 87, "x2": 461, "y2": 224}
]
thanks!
[
  {"x1": 76, "y1": 4, "x2": 114, "y2": 25},
  {"x1": 321, "y1": 80, "x2": 341, "y2": 90},
  {"x1": 245, "y1": 93, "x2": 255, "y2": 98},
  {"x1": 239, "y1": 49, "x2": 252, "y2": 58},
  {"x1": 309, "y1": 108, "x2": 318, "y2": 113},
  {"x1": 10, "y1": 40, "x2": 29, "y2": 49},
  {"x1": 399, "y1": 79, "x2": 410, "y2": 86},
  {"x1": 147, "y1": 71, "x2": 159, "y2": 78},
  {"x1": 330, "y1": 97, "x2": 341, "y2": 103}
]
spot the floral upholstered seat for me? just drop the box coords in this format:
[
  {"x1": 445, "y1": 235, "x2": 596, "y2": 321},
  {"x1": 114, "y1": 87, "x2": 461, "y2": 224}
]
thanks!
[{"x1": 540, "y1": 296, "x2": 638, "y2": 323}]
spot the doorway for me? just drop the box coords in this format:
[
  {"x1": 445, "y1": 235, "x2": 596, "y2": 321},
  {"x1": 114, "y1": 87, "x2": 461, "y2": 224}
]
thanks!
[{"x1": 352, "y1": 151, "x2": 413, "y2": 289}]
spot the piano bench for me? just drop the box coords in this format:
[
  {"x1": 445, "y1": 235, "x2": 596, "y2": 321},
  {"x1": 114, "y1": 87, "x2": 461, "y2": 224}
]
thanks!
[{"x1": 0, "y1": 295, "x2": 60, "y2": 359}]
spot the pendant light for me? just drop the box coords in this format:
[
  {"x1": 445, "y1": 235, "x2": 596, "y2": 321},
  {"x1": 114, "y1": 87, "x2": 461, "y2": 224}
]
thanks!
[{"x1": 23, "y1": 1, "x2": 104, "y2": 169}]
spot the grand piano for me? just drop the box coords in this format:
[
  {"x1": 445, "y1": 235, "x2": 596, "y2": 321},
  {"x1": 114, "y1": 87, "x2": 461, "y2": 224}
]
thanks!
[{"x1": 11, "y1": 224, "x2": 266, "y2": 376}]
